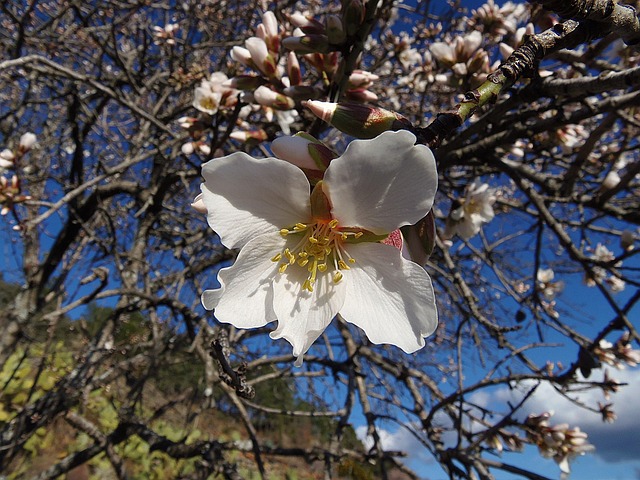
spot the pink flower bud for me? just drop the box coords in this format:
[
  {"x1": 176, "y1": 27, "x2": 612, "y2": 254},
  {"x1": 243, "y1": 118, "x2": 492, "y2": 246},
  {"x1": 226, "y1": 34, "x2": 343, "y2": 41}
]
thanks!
[
  {"x1": 345, "y1": 88, "x2": 378, "y2": 102},
  {"x1": 288, "y1": 13, "x2": 325, "y2": 34},
  {"x1": 287, "y1": 52, "x2": 302, "y2": 86},
  {"x1": 230, "y1": 46, "x2": 254, "y2": 68},
  {"x1": 246, "y1": 37, "x2": 277, "y2": 76},
  {"x1": 282, "y1": 35, "x2": 332, "y2": 54},
  {"x1": 271, "y1": 135, "x2": 318, "y2": 170},
  {"x1": 254, "y1": 86, "x2": 295, "y2": 110},
  {"x1": 304, "y1": 100, "x2": 412, "y2": 139},
  {"x1": 326, "y1": 14, "x2": 346, "y2": 45},
  {"x1": 283, "y1": 85, "x2": 321, "y2": 101},
  {"x1": 230, "y1": 129, "x2": 268, "y2": 142}
]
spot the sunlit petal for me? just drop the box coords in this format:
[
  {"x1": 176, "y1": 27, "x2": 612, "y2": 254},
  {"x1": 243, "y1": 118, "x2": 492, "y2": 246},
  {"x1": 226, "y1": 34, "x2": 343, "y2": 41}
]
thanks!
[
  {"x1": 201, "y1": 152, "x2": 311, "y2": 249},
  {"x1": 339, "y1": 242, "x2": 438, "y2": 352},
  {"x1": 324, "y1": 130, "x2": 437, "y2": 234},
  {"x1": 202, "y1": 232, "x2": 285, "y2": 328}
]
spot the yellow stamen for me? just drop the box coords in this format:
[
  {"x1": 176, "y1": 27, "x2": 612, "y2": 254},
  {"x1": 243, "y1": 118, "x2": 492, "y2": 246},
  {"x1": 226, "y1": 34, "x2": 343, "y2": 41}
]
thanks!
[{"x1": 274, "y1": 218, "x2": 361, "y2": 292}]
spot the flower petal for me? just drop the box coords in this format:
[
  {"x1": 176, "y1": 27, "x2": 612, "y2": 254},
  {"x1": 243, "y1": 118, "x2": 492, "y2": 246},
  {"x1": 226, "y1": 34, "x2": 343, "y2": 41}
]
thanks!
[
  {"x1": 339, "y1": 242, "x2": 438, "y2": 353},
  {"x1": 270, "y1": 259, "x2": 347, "y2": 360},
  {"x1": 201, "y1": 152, "x2": 311, "y2": 249},
  {"x1": 324, "y1": 130, "x2": 437, "y2": 234},
  {"x1": 202, "y1": 232, "x2": 285, "y2": 328}
]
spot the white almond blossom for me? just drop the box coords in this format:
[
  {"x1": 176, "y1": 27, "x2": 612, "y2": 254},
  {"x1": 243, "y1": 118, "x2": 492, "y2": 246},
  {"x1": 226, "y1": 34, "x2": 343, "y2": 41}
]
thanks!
[
  {"x1": 192, "y1": 72, "x2": 237, "y2": 115},
  {"x1": 444, "y1": 181, "x2": 496, "y2": 240},
  {"x1": 199, "y1": 131, "x2": 439, "y2": 365}
]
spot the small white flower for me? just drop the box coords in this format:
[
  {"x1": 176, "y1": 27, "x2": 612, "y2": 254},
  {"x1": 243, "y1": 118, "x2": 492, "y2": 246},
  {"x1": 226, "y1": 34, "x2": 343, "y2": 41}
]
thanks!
[
  {"x1": 445, "y1": 181, "x2": 496, "y2": 240},
  {"x1": 19, "y1": 132, "x2": 37, "y2": 152},
  {"x1": 199, "y1": 131, "x2": 439, "y2": 364}
]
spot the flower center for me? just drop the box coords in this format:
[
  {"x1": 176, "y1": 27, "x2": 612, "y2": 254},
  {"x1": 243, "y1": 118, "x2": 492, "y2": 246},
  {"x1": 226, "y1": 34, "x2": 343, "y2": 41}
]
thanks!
[{"x1": 272, "y1": 219, "x2": 360, "y2": 292}]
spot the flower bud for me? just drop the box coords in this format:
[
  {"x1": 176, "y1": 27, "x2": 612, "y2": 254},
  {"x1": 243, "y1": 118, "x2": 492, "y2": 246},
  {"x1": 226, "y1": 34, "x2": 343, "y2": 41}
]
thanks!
[
  {"x1": 345, "y1": 88, "x2": 378, "y2": 102},
  {"x1": 191, "y1": 193, "x2": 208, "y2": 213},
  {"x1": 304, "y1": 100, "x2": 412, "y2": 139},
  {"x1": 602, "y1": 171, "x2": 620, "y2": 190},
  {"x1": 223, "y1": 75, "x2": 266, "y2": 90},
  {"x1": 271, "y1": 132, "x2": 337, "y2": 172},
  {"x1": 181, "y1": 142, "x2": 195, "y2": 155},
  {"x1": 326, "y1": 14, "x2": 346, "y2": 45},
  {"x1": 230, "y1": 46, "x2": 255, "y2": 68},
  {"x1": 288, "y1": 13, "x2": 325, "y2": 34},
  {"x1": 19, "y1": 132, "x2": 37, "y2": 153},
  {"x1": 287, "y1": 52, "x2": 302, "y2": 86},
  {"x1": 348, "y1": 70, "x2": 378, "y2": 89},
  {"x1": 283, "y1": 85, "x2": 321, "y2": 101},
  {"x1": 342, "y1": 0, "x2": 365, "y2": 36},
  {"x1": 0, "y1": 149, "x2": 14, "y2": 170},
  {"x1": 271, "y1": 134, "x2": 318, "y2": 170},
  {"x1": 254, "y1": 86, "x2": 295, "y2": 110},
  {"x1": 283, "y1": 34, "x2": 332, "y2": 54},
  {"x1": 245, "y1": 37, "x2": 277, "y2": 76},
  {"x1": 230, "y1": 129, "x2": 268, "y2": 142},
  {"x1": 260, "y1": 11, "x2": 280, "y2": 53}
]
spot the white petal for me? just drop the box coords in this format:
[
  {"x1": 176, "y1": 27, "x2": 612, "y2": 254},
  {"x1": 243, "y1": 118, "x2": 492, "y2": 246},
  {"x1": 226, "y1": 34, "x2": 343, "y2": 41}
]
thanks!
[
  {"x1": 324, "y1": 131, "x2": 437, "y2": 234},
  {"x1": 202, "y1": 232, "x2": 284, "y2": 328},
  {"x1": 430, "y1": 42, "x2": 454, "y2": 63},
  {"x1": 270, "y1": 259, "x2": 347, "y2": 359},
  {"x1": 201, "y1": 152, "x2": 311, "y2": 249},
  {"x1": 339, "y1": 242, "x2": 438, "y2": 353}
]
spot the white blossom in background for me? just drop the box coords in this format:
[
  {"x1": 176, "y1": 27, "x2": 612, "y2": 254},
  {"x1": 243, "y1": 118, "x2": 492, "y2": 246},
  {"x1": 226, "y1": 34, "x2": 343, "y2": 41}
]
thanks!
[
  {"x1": 525, "y1": 412, "x2": 595, "y2": 478},
  {"x1": 18, "y1": 132, "x2": 37, "y2": 152},
  {"x1": 585, "y1": 243, "x2": 624, "y2": 291},
  {"x1": 192, "y1": 72, "x2": 238, "y2": 115},
  {"x1": 430, "y1": 30, "x2": 490, "y2": 85},
  {"x1": 601, "y1": 170, "x2": 621, "y2": 190},
  {"x1": 444, "y1": 181, "x2": 496, "y2": 240},
  {"x1": 153, "y1": 23, "x2": 179, "y2": 45},
  {"x1": 537, "y1": 268, "x2": 564, "y2": 299},
  {"x1": 198, "y1": 131, "x2": 438, "y2": 365},
  {"x1": 594, "y1": 332, "x2": 640, "y2": 369},
  {"x1": 0, "y1": 149, "x2": 14, "y2": 172}
]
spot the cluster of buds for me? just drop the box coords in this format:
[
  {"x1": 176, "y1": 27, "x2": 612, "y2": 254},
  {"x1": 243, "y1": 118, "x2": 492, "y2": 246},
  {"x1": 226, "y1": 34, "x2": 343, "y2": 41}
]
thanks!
[
  {"x1": 430, "y1": 31, "x2": 491, "y2": 87},
  {"x1": 152, "y1": 23, "x2": 179, "y2": 46},
  {"x1": 469, "y1": 0, "x2": 528, "y2": 39},
  {"x1": 0, "y1": 133, "x2": 36, "y2": 220},
  {"x1": 285, "y1": 6, "x2": 379, "y2": 102},
  {"x1": 285, "y1": 0, "x2": 367, "y2": 54},
  {"x1": 1, "y1": 132, "x2": 37, "y2": 173},
  {"x1": 524, "y1": 412, "x2": 595, "y2": 477},
  {"x1": 0, "y1": 175, "x2": 31, "y2": 216},
  {"x1": 484, "y1": 429, "x2": 524, "y2": 454},
  {"x1": 593, "y1": 332, "x2": 640, "y2": 369},
  {"x1": 443, "y1": 181, "x2": 496, "y2": 241},
  {"x1": 585, "y1": 243, "x2": 625, "y2": 292}
]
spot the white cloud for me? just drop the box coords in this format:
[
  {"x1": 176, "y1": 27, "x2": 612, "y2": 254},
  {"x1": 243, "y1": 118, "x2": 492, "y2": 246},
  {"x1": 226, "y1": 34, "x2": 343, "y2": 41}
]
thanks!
[{"x1": 355, "y1": 424, "x2": 435, "y2": 472}]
